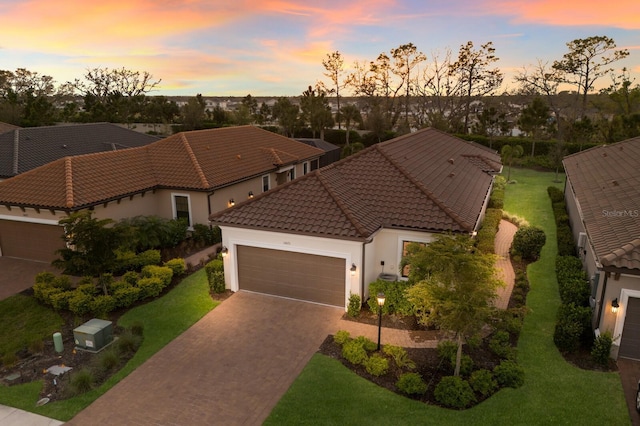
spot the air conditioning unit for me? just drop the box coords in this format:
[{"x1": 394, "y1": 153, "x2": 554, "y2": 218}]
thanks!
[
  {"x1": 73, "y1": 318, "x2": 113, "y2": 352},
  {"x1": 578, "y1": 232, "x2": 587, "y2": 249}
]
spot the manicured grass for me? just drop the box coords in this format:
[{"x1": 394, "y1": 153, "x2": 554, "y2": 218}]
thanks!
[
  {"x1": 0, "y1": 269, "x2": 216, "y2": 421},
  {"x1": 266, "y1": 168, "x2": 629, "y2": 425},
  {"x1": 0, "y1": 294, "x2": 64, "y2": 357}
]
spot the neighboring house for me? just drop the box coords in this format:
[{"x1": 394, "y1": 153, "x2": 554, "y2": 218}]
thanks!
[
  {"x1": 563, "y1": 137, "x2": 640, "y2": 360},
  {"x1": 295, "y1": 138, "x2": 342, "y2": 168},
  {"x1": 0, "y1": 125, "x2": 324, "y2": 263},
  {"x1": 210, "y1": 128, "x2": 502, "y2": 310},
  {"x1": 0, "y1": 123, "x2": 161, "y2": 181},
  {"x1": 0, "y1": 122, "x2": 20, "y2": 135}
]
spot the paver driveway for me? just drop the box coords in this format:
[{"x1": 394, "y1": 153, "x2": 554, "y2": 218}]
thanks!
[
  {"x1": 66, "y1": 291, "x2": 344, "y2": 426},
  {"x1": 0, "y1": 257, "x2": 58, "y2": 301}
]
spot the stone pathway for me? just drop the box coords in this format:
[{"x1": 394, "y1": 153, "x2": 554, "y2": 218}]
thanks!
[{"x1": 494, "y1": 219, "x2": 518, "y2": 309}]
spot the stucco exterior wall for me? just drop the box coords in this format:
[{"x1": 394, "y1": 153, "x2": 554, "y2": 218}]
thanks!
[{"x1": 605, "y1": 275, "x2": 640, "y2": 357}]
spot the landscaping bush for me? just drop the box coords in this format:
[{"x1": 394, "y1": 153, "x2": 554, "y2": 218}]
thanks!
[
  {"x1": 437, "y1": 340, "x2": 458, "y2": 363},
  {"x1": 116, "y1": 330, "x2": 142, "y2": 355},
  {"x1": 469, "y1": 369, "x2": 497, "y2": 397},
  {"x1": 121, "y1": 271, "x2": 140, "y2": 286},
  {"x1": 547, "y1": 186, "x2": 565, "y2": 203},
  {"x1": 114, "y1": 249, "x2": 139, "y2": 273},
  {"x1": 554, "y1": 303, "x2": 592, "y2": 353},
  {"x1": 136, "y1": 277, "x2": 165, "y2": 299},
  {"x1": 205, "y1": 259, "x2": 225, "y2": 293},
  {"x1": 90, "y1": 294, "x2": 116, "y2": 317},
  {"x1": 455, "y1": 354, "x2": 475, "y2": 377},
  {"x1": 342, "y1": 339, "x2": 368, "y2": 365},
  {"x1": 192, "y1": 223, "x2": 217, "y2": 246},
  {"x1": 34, "y1": 271, "x2": 56, "y2": 286},
  {"x1": 511, "y1": 226, "x2": 546, "y2": 260},
  {"x1": 489, "y1": 330, "x2": 516, "y2": 360},
  {"x1": 49, "y1": 289, "x2": 73, "y2": 311},
  {"x1": 113, "y1": 285, "x2": 142, "y2": 308},
  {"x1": 333, "y1": 330, "x2": 351, "y2": 346},
  {"x1": 76, "y1": 282, "x2": 98, "y2": 296},
  {"x1": 591, "y1": 331, "x2": 613, "y2": 366},
  {"x1": 556, "y1": 255, "x2": 590, "y2": 306},
  {"x1": 141, "y1": 265, "x2": 174, "y2": 287},
  {"x1": 130, "y1": 321, "x2": 145, "y2": 337},
  {"x1": 488, "y1": 188, "x2": 504, "y2": 209},
  {"x1": 476, "y1": 208, "x2": 502, "y2": 254},
  {"x1": 364, "y1": 354, "x2": 389, "y2": 376},
  {"x1": 2, "y1": 352, "x2": 17, "y2": 368},
  {"x1": 68, "y1": 291, "x2": 93, "y2": 316},
  {"x1": 164, "y1": 258, "x2": 186, "y2": 276},
  {"x1": 434, "y1": 376, "x2": 476, "y2": 409},
  {"x1": 347, "y1": 293, "x2": 361, "y2": 318},
  {"x1": 94, "y1": 348, "x2": 119, "y2": 374},
  {"x1": 383, "y1": 345, "x2": 416, "y2": 369},
  {"x1": 493, "y1": 360, "x2": 525, "y2": 388},
  {"x1": 396, "y1": 372, "x2": 427, "y2": 396},
  {"x1": 367, "y1": 279, "x2": 413, "y2": 315},
  {"x1": 137, "y1": 250, "x2": 162, "y2": 269},
  {"x1": 354, "y1": 335, "x2": 377, "y2": 352},
  {"x1": 67, "y1": 368, "x2": 94, "y2": 396}
]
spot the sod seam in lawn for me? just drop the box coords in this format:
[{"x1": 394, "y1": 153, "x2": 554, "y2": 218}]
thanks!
[
  {"x1": 0, "y1": 268, "x2": 216, "y2": 421},
  {"x1": 265, "y1": 168, "x2": 629, "y2": 426}
]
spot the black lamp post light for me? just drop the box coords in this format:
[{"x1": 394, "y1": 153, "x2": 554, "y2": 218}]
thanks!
[{"x1": 377, "y1": 292, "x2": 386, "y2": 351}]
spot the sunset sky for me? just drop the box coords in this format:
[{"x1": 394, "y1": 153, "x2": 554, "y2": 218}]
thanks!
[{"x1": 1, "y1": 0, "x2": 639, "y2": 96}]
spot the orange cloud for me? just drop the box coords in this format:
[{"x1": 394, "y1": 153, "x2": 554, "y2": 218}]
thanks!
[{"x1": 490, "y1": 0, "x2": 640, "y2": 29}]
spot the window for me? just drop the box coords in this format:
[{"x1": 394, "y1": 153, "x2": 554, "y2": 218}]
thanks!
[
  {"x1": 172, "y1": 194, "x2": 192, "y2": 227},
  {"x1": 288, "y1": 167, "x2": 295, "y2": 181},
  {"x1": 262, "y1": 175, "x2": 270, "y2": 192},
  {"x1": 401, "y1": 240, "x2": 427, "y2": 278},
  {"x1": 303, "y1": 162, "x2": 309, "y2": 175},
  {"x1": 310, "y1": 159, "x2": 319, "y2": 171}
]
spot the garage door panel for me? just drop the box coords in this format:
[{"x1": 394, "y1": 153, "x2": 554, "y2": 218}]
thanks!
[
  {"x1": 237, "y1": 245, "x2": 345, "y2": 307},
  {"x1": 619, "y1": 297, "x2": 640, "y2": 360},
  {"x1": 0, "y1": 220, "x2": 65, "y2": 263}
]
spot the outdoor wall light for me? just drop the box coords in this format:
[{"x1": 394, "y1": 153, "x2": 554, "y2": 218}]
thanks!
[
  {"x1": 248, "y1": 191, "x2": 254, "y2": 199},
  {"x1": 221, "y1": 246, "x2": 228, "y2": 258},
  {"x1": 228, "y1": 198, "x2": 235, "y2": 207},
  {"x1": 612, "y1": 298, "x2": 619, "y2": 314},
  {"x1": 350, "y1": 263, "x2": 357, "y2": 276}
]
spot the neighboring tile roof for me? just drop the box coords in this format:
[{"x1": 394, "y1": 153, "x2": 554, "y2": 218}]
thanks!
[
  {"x1": 210, "y1": 128, "x2": 502, "y2": 241},
  {"x1": 0, "y1": 123, "x2": 160, "y2": 179},
  {"x1": 563, "y1": 137, "x2": 640, "y2": 271},
  {"x1": 0, "y1": 126, "x2": 324, "y2": 210},
  {"x1": 294, "y1": 138, "x2": 341, "y2": 153},
  {"x1": 0, "y1": 122, "x2": 20, "y2": 135}
]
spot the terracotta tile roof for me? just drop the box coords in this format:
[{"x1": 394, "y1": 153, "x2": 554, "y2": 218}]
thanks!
[
  {"x1": 563, "y1": 137, "x2": 640, "y2": 271},
  {"x1": 0, "y1": 126, "x2": 324, "y2": 210},
  {"x1": 0, "y1": 122, "x2": 20, "y2": 135},
  {"x1": 210, "y1": 128, "x2": 502, "y2": 240},
  {"x1": 0, "y1": 123, "x2": 160, "y2": 179}
]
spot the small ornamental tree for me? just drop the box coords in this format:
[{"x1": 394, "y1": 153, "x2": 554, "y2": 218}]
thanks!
[{"x1": 405, "y1": 234, "x2": 503, "y2": 376}]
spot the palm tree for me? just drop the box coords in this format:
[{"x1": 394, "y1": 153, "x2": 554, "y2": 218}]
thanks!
[{"x1": 501, "y1": 144, "x2": 524, "y2": 183}]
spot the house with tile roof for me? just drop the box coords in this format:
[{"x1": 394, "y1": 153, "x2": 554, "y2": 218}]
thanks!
[
  {"x1": 0, "y1": 126, "x2": 324, "y2": 263},
  {"x1": 563, "y1": 136, "x2": 640, "y2": 360},
  {"x1": 0, "y1": 123, "x2": 160, "y2": 181},
  {"x1": 209, "y1": 128, "x2": 502, "y2": 310}
]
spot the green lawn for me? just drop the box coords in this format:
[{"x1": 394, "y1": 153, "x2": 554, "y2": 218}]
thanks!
[
  {"x1": 266, "y1": 168, "x2": 629, "y2": 425},
  {"x1": 0, "y1": 268, "x2": 216, "y2": 421}
]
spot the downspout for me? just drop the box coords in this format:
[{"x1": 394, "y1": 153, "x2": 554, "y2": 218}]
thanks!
[
  {"x1": 207, "y1": 191, "x2": 215, "y2": 229},
  {"x1": 595, "y1": 271, "x2": 608, "y2": 329},
  {"x1": 361, "y1": 237, "x2": 374, "y2": 305}
]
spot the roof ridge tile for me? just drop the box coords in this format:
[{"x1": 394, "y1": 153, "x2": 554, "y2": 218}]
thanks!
[
  {"x1": 179, "y1": 133, "x2": 210, "y2": 188},
  {"x1": 315, "y1": 170, "x2": 370, "y2": 237},
  {"x1": 64, "y1": 157, "x2": 74, "y2": 208}
]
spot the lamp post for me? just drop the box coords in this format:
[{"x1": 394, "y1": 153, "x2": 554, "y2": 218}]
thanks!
[{"x1": 376, "y1": 292, "x2": 386, "y2": 351}]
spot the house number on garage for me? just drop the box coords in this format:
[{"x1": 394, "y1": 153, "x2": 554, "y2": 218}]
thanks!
[{"x1": 283, "y1": 241, "x2": 291, "y2": 245}]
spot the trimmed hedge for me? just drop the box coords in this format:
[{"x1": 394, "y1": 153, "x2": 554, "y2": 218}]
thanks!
[
  {"x1": 367, "y1": 279, "x2": 413, "y2": 316},
  {"x1": 434, "y1": 376, "x2": 477, "y2": 409},
  {"x1": 554, "y1": 303, "x2": 592, "y2": 353},
  {"x1": 476, "y1": 208, "x2": 502, "y2": 254},
  {"x1": 511, "y1": 226, "x2": 546, "y2": 260},
  {"x1": 205, "y1": 259, "x2": 225, "y2": 293}
]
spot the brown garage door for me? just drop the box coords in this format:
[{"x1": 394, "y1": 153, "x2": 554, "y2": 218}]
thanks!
[
  {"x1": 0, "y1": 220, "x2": 65, "y2": 263},
  {"x1": 619, "y1": 297, "x2": 640, "y2": 360},
  {"x1": 237, "y1": 245, "x2": 345, "y2": 307}
]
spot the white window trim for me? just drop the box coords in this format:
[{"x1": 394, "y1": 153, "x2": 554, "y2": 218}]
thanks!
[
  {"x1": 262, "y1": 175, "x2": 270, "y2": 192},
  {"x1": 171, "y1": 193, "x2": 193, "y2": 229}
]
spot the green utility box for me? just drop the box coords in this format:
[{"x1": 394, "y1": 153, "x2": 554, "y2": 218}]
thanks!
[{"x1": 73, "y1": 318, "x2": 113, "y2": 352}]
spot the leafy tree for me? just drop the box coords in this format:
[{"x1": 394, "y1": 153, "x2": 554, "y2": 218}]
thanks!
[
  {"x1": 272, "y1": 97, "x2": 300, "y2": 137},
  {"x1": 322, "y1": 51, "x2": 346, "y2": 128},
  {"x1": 53, "y1": 211, "x2": 123, "y2": 276},
  {"x1": 300, "y1": 85, "x2": 334, "y2": 140},
  {"x1": 181, "y1": 94, "x2": 206, "y2": 130},
  {"x1": 449, "y1": 41, "x2": 503, "y2": 133},
  {"x1": 501, "y1": 144, "x2": 523, "y2": 183},
  {"x1": 0, "y1": 68, "x2": 58, "y2": 126},
  {"x1": 404, "y1": 234, "x2": 502, "y2": 376},
  {"x1": 517, "y1": 96, "x2": 551, "y2": 155},
  {"x1": 390, "y1": 43, "x2": 426, "y2": 127},
  {"x1": 340, "y1": 103, "x2": 362, "y2": 146},
  {"x1": 552, "y1": 36, "x2": 629, "y2": 117}
]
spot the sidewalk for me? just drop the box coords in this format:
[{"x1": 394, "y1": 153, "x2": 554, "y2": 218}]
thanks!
[{"x1": 0, "y1": 404, "x2": 63, "y2": 426}]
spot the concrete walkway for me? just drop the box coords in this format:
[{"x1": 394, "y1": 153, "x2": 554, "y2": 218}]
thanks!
[
  {"x1": 0, "y1": 404, "x2": 63, "y2": 426},
  {"x1": 494, "y1": 220, "x2": 518, "y2": 309}
]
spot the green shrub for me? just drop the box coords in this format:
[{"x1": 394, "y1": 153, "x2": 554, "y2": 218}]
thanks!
[
  {"x1": 437, "y1": 340, "x2": 458, "y2": 364},
  {"x1": 554, "y1": 303, "x2": 592, "y2": 352},
  {"x1": 354, "y1": 335, "x2": 377, "y2": 352},
  {"x1": 396, "y1": 372, "x2": 427, "y2": 395},
  {"x1": 205, "y1": 259, "x2": 225, "y2": 293},
  {"x1": 136, "y1": 277, "x2": 165, "y2": 299},
  {"x1": 116, "y1": 331, "x2": 142, "y2": 355},
  {"x1": 454, "y1": 354, "x2": 475, "y2": 377},
  {"x1": 76, "y1": 283, "x2": 98, "y2": 296},
  {"x1": 367, "y1": 279, "x2": 414, "y2": 315},
  {"x1": 121, "y1": 271, "x2": 139, "y2": 286},
  {"x1": 2, "y1": 352, "x2": 17, "y2": 368},
  {"x1": 90, "y1": 295, "x2": 116, "y2": 317},
  {"x1": 141, "y1": 265, "x2": 173, "y2": 288},
  {"x1": 67, "y1": 368, "x2": 94, "y2": 395},
  {"x1": 94, "y1": 348, "x2": 119, "y2": 372},
  {"x1": 489, "y1": 331, "x2": 516, "y2": 360},
  {"x1": 68, "y1": 290, "x2": 93, "y2": 316},
  {"x1": 114, "y1": 249, "x2": 138, "y2": 273},
  {"x1": 434, "y1": 376, "x2": 476, "y2": 409},
  {"x1": 113, "y1": 285, "x2": 142, "y2": 308},
  {"x1": 547, "y1": 186, "x2": 565, "y2": 203},
  {"x1": 32, "y1": 282, "x2": 62, "y2": 305},
  {"x1": 342, "y1": 339, "x2": 368, "y2": 365},
  {"x1": 34, "y1": 271, "x2": 56, "y2": 285},
  {"x1": 164, "y1": 258, "x2": 186, "y2": 276},
  {"x1": 53, "y1": 275, "x2": 73, "y2": 290},
  {"x1": 493, "y1": 360, "x2": 525, "y2": 388},
  {"x1": 591, "y1": 331, "x2": 613, "y2": 366},
  {"x1": 334, "y1": 330, "x2": 351, "y2": 346},
  {"x1": 137, "y1": 249, "x2": 162, "y2": 268},
  {"x1": 192, "y1": 223, "x2": 217, "y2": 245},
  {"x1": 49, "y1": 290, "x2": 73, "y2": 311},
  {"x1": 511, "y1": 226, "x2": 546, "y2": 260},
  {"x1": 364, "y1": 354, "x2": 389, "y2": 376},
  {"x1": 469, "y1": 369, "x2": 497, "y2": 397},
  {"x1": 476, "y1": 208, "x2": 502, "y2": 254},
  {"x1": 130, "y1": 321, "x2": 144, "y2": 337},
  {"x1": 383, "y1": 345, "x2": 416, "y2": 369},
  {"x1": 488, "y1": 188, "x2": 504, "y2": 209},
  {"x1": 493, "y1": 175, "x2": 507, "y2": 191},
  {"x1": 347, "y1": 293, "x2": 361, "y2": 317}
]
